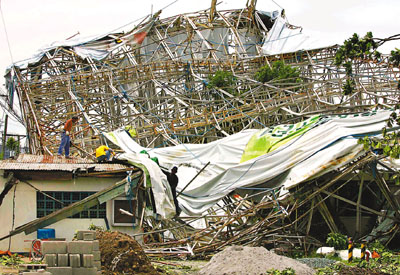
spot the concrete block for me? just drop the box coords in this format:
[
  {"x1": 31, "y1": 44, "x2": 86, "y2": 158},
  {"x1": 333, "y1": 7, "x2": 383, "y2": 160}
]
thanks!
[
  {"x1": 57, "y1": 253, "x2": 69, "y2": 267},
  {"x1": 82, "y1": 254, "x2": 94, "y2": 268},
  {"x1": 83, "y1": 232, "x2": 96, "y2": 241},
  {"x1": 93, "y1": 250, "x2": 101, "y2": 261},
  {"x1": 93, "y1": 260, "x2": 101, "y2": 271},
  {"x1": 44, "y1": 254, "x2": 57, "y2": 267},
  {"x1": 41, "y1": 241, "x2": 68, "y2": 254},
  {"x1": 69, "y1": 254, "x2": 81, "y2": 268},
  {"x1": 47, "y1": 267, "x2": 73, "y2": 275},
  {"x1": 72, "y1": 267, "x2": 97, "y2": 275},
  {"x1": 68, "y1": 241, "x2": 93, "y2": 254},
  {"x1": 76, "y1": 230, "x2": 96, "y2": 240},
  {"x1": 19, "y1": 264, "x2": 48, "y2": 271},
  {"x1": 92, "y1": 240, "x2": 100, "y2": 251}
]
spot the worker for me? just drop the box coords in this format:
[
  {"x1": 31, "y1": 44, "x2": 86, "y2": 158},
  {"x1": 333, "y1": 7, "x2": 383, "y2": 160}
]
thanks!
[
  {"x1": 57, "y1": 116, "x2": 79, "y2": 158},
  {"x1": 96, "y1": 145, "x2": 115, "y2": 163},
  {"x1": 124, "y1": 125, "x2": 137, "y2": 138},
  {"x1": 163, "y1": 166, "x2": 181, "y2": 216}
]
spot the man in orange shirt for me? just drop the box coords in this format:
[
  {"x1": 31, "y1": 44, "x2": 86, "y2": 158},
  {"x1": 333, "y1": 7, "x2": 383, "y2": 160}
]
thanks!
[{"x1": 57, "y1": 116, "x2": 78, "y2": 158}]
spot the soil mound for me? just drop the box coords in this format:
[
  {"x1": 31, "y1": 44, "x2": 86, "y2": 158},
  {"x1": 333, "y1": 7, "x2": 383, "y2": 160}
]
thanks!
[
  {"x1": 197, "y1": 245, "x2": 315, "y2": 275},
  {"x1": 96, "y1": 230, "x2": 159, "y2": 275}
]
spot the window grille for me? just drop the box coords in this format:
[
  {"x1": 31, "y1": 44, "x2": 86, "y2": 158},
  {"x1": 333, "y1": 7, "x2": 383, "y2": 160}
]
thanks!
[{"x1": 36, "y1": 191, "x2": 106, "y2": 219}]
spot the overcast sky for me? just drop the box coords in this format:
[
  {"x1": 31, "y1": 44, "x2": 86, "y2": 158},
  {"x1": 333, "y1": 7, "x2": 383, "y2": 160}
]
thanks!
[{"x1": 0, "y1": 0, "x2": 399, "y2": 134}]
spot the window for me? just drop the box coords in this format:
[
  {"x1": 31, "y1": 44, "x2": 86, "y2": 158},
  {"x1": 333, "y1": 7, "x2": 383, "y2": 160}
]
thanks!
[
  {"x1": 111, "y1": 198, "x2": 136, "y2": 226},
  {"x1": 36, "y1": 191, "x2": 106, "y2": 219}
]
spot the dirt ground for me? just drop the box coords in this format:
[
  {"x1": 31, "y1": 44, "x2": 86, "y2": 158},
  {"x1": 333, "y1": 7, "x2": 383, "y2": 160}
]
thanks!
[
  {"x1": 0, "y1": 241, "x2": 390, "y2": 275},
  {"x1": 96, "y1": 230, "x2": 159, "y2": 275},
  {"x1": 0, "y1": 258, "x2": 206, "y2": 275},
  {"x1": 0, "y1": 256, "x2": 391, "y2": 275},
  {"x1": 0, "y1": 265, "x2": 18, "y2": 275}
]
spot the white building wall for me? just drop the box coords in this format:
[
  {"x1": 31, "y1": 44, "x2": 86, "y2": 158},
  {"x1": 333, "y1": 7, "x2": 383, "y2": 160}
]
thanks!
[{"x1": 0, "y1": 172, "x2": 141, "y2": 252}]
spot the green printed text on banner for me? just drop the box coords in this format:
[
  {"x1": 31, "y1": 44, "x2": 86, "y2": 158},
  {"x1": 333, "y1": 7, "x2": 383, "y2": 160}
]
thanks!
[{"x1": 240, "y1": 115, "x2": 321, "y2": 163}]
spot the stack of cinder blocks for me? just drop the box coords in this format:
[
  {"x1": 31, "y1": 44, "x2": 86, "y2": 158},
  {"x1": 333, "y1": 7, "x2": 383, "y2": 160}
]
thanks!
[{"x1": 38, "y1": 230, "x2": 101, "y2": 275}]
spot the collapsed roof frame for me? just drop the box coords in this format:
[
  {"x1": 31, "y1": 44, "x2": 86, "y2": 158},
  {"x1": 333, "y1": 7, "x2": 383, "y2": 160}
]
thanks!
[
  {"x1": 5, "y1": 4, "x2": 399, "y2": 157},
  {"x1": 140, "y1": 152, "x2": 400, "y2": 256}
]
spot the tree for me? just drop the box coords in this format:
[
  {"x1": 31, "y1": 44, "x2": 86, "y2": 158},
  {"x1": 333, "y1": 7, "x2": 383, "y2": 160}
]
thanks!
[
  {"x1": 207, "y1": 70, "x2": 236, "y2": 89},
  {"x1": 254, "y1": 60, "x2": 302, "y2": 91},
  {"x1": 335, "y1": 33, "x2": 400, "y2": 172},
  {"x1": 334, "y1": 32, "x2": 400, "y2": 94},
  {"x1": 6, "y1": 137, "x2": 19, "y2": 157},
  {"x1": 207, "y1": 70, "x2": 238, "y2": 98}
]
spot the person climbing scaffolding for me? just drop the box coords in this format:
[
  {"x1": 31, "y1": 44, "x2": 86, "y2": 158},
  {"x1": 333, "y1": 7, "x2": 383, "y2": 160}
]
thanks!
[
  {"x1": 163, "y1": 166, "x2": 181, "y2": 216},
  {"x1": 57, "y1": 116, "x2": 79, "y2": 158}
]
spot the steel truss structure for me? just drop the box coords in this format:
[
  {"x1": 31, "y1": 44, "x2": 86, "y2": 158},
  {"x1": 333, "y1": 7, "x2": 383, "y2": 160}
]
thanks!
[{"x1": 5, "y1": 4, "x2": 399, "y2": 156}]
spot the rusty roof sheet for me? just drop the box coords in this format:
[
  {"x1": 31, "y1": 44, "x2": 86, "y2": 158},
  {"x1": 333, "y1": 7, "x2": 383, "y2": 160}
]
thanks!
[{"x1": 0, "y1": 154, "x2": 132, "y2": 172}]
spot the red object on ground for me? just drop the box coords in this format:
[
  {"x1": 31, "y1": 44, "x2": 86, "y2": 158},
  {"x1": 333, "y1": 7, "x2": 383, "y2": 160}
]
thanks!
[
  {"x1": 372, "y1": 251, "x2": 380, "y2": 258},
  {"x1": 0, "y1": 250, "x2": 12, "y2": 256}
]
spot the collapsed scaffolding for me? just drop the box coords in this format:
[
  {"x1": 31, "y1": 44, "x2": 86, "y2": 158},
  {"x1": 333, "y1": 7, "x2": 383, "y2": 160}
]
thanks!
[
  {"x1": 5, "y1": 3, "x2": 399, "y2": 156},
  {"x1": 2, "y1": 1, "x2": 400, "y2": 257}
]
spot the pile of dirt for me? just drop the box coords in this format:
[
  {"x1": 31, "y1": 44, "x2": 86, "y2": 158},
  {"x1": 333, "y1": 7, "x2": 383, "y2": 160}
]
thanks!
[
  {"x1": 197, "y1": 245, "x2": 315, "y2": 275},
  {"x1": 96, "y1": 230, "x2": 159, "y2": 275}
]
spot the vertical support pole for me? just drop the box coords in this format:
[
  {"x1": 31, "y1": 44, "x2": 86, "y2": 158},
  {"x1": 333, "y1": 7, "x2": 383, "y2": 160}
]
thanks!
[
  {"x1": 2, "y1": 114, "x2": 8, "y2": 159},
  {"x1": 361, "y1": 242, "x2": 366, "y2": 260},
  {"x1": 355, "y1": 175, "x2": 364, "y2": 238},
  {"x1": 348, "y1": 237, "x2": 353, "y2": 263}
]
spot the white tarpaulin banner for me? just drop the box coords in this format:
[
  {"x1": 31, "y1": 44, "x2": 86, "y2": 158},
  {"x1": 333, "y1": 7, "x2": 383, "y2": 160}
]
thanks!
[
  {"x1": 262, "y1": 15, "x2": 336, "y2": 55},
  {"x1": 106, "y1": 110, "x2": 395, "y2": 215}
]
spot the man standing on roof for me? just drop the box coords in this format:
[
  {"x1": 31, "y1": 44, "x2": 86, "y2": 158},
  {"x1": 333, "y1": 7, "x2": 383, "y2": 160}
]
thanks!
[
  {"x1": 57, "y1": 116, "x2": 79, "y2": 159},
  {"x1": 96, "y1": 145, "x2": 115, "y2": 163},
  {"x1": 163, "y1": 166, "x2": 181, "y2": 216}
]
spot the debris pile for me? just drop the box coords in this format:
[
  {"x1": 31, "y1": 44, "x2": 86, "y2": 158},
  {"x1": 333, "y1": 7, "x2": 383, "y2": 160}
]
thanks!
[
  {"x1": 197, "y1": 245, "x2": 315, "y2": 275},
  {"x1": 96, "y1": 230, "x2": 159, "y2": 275}
]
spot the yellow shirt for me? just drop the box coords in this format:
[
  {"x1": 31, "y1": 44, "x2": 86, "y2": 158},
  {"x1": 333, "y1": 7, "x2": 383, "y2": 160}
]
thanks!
[{"x1": 96, "y1": 145, "x2": 110, "y2": 158}]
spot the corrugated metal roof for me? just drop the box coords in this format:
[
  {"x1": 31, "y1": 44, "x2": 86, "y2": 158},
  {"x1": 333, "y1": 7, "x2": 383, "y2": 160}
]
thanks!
[
  {"x1": 13, "y1": 154, "x2": 94, "y2": 164},
  {"x1": 0, "y1": 154, "x2": 132, "y2": 172}
]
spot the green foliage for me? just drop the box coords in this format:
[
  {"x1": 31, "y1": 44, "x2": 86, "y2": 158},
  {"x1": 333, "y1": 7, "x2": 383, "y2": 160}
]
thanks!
[
  {"x1": 255, "y1": 61, "x2": 302, "y2": 89},
  {"x1": 358, "y1": 128, "x2": 400, "y2": 161},
  {"x1": 207, "y1": 70, "x2": 236, "y2": 89},
  {"x1": 317, "y1": 247, "x2": 400, "y2": 275},
  {"x1": 389, "y1": 48, "x2": 400, "y2": 67},
  {"x1": 154, "y1": 261, "x2": 195, "y2": 274},
  {"x1": 334, "y1": 32, "x2": 379, "y2": 66},
  {"x1": 266, "y1": 267, "x2": 296, "y2": 275},
  {"x1": 316, "y1": 262, "x2": 344, "y2": 275},
  {"x1": 28, "y1": 259, "x2": 43, "y2": 264},
  {"x1": 326, "y1": 232, "x2": 348, "y2": 250},
  {"x1": 343, "y1": 79, "x2": 356, "y2": 95},
  {"x1": 88, "y1": 223, "x2": 104, "y2": 231},
  {"x1": 287, "y1": 246, "x2": 305, "y2": 259},
  {"x1": 6, "y1": 137, "x2": 19, "y2": 154},
  {"x1": 0, "y1": 254, "x2": 24, "y2": 266},
  {"x1": 361, "y1": 251, "x2": 400, "y2": 274},
  {"x1": 334, "y1": 32, "x2": 381, "y2": 95}
]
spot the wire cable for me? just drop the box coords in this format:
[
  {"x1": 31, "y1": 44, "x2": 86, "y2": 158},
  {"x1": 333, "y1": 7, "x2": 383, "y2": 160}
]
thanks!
[{"x1": 0, "y1": 0, "x2": 14, "y2": 64}]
